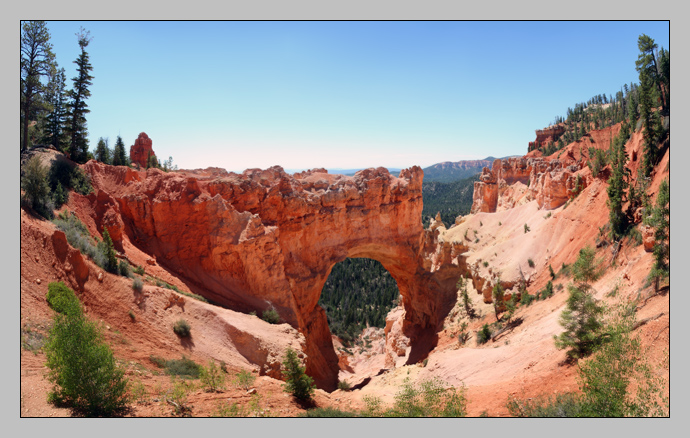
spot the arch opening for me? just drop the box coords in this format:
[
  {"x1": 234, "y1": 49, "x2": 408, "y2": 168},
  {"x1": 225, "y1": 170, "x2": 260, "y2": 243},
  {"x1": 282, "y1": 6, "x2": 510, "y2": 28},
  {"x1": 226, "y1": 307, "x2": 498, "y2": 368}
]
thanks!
[{"x1": 319, "y1": 257, "x2": 400, "y2": 349}]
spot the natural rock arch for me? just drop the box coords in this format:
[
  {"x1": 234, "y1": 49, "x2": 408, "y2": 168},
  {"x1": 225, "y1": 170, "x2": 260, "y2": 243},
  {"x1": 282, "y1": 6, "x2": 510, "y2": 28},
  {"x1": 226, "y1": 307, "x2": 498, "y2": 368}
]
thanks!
[{"x1": 81, "y1": 162, "x2": 466, "y2": 391}]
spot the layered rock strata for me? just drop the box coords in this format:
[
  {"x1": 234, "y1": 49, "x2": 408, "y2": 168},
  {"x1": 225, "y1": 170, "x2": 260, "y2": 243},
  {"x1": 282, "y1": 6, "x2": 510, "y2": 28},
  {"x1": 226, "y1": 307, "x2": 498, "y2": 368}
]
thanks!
[{"x1": 79, "y1": 162, "x2": 466, "y2": 390}]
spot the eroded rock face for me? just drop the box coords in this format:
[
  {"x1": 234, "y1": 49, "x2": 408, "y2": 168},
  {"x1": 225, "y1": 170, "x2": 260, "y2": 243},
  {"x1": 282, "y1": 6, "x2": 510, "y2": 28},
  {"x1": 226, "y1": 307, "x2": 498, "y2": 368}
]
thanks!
[
  {"x1": 528, "y1": 125, "x2": 566, "y2": 151},
  {"x1": 81, "y1": 162, "x2": 465, "y2": 391},
  {"x1": 129, "y1": 132, "x2": 156, "y2": 168},
  {"x1": 471, "y1": 157, "x2": 586, "y2": 213}
]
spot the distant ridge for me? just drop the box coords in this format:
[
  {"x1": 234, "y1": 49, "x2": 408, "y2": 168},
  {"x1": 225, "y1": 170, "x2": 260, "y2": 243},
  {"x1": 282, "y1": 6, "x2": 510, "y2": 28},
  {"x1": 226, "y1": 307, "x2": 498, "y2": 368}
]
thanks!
[{"x1": 422, "y1": 156, "x2": 519, "y2": 183}]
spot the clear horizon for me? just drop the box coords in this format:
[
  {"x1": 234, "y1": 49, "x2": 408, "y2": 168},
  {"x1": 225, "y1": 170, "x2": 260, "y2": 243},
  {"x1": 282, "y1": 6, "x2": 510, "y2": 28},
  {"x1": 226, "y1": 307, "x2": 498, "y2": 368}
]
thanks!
[{"x1": 43, "y1": 21, "x2": 669, "y2": 173}]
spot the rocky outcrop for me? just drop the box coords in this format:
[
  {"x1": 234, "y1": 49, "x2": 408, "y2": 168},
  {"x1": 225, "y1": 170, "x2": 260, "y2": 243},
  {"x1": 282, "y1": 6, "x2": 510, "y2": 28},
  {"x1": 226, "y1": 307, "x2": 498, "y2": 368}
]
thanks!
[
  {"x1": 528, "y1": 125, "x2": 566, "y2": 151},
  {"x1": 471, "y1": 157, "x2": 586, "y2": 213},
  {"x1": 129, "y1": 132, "x2": 156, "y2": 168},
  {"x1": 80, "y1": 162, "x2": 466, "y2": 391}
]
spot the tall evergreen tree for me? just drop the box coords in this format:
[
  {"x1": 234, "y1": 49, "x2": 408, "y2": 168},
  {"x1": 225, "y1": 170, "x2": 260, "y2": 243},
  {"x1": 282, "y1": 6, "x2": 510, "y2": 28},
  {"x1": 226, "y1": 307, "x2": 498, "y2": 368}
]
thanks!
[
  {"x1": 94, "y1": 137, "x2": 111, "y2": 164},
  {"x1": 635, "y1": 34, "x2": 666, "y2": 115},
  {"x1": 645, "y1": 179, "x2": 669, "y2": 293},
  {"x1": 638, "y1": 69, "x2": 658, "y2": 178},
  {"x1": 65, "y1": 28, "x2": 93, "y2": 164},
  {"x1": 42, "y1": 67, "x2": 68, "y2": 151},
  {"x1": 606, "y1": 124, "x2": 630, "y2": 240},
  {"x1": 21, "y1": 21, "x2": 55, "y2": 152},
  {"x1": 112, "y1": 135, "x2": 128, "y2": 166}
]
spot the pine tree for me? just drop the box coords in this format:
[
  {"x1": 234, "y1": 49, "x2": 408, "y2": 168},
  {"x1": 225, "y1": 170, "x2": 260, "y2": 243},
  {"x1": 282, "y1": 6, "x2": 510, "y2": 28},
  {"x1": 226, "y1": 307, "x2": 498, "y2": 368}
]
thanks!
[
  {"x1": 94, "y1": 137, "x2": 111, "y2": 164},
  {"x1": 554, "y1": 247, "x2": 605, "y2": 360},
  {"x1": 645, "y1": 179, "x2": 669, "y2": 293},
  {"x1": 65, "y1": 28, "x2": 93, "y2": 163},
  {"x1": 99, "y1": 228, "x2": 118, "y2": 274},
  {"x1": 635, "y1": 34, "x2": 665, "y2": 115},
  {"x1": 112, "y1": 135, "x2": 128, "y2": 166},
  {"x1": 606, "y1": 124, "x2": 630, "y2": 240},
  {"x1": 42, "y1": 67, "x2": 68, "y2": 151},
  {"x1": 492, "y1": 278, "x2": 505, "y2": 321},
  {"x1": 21, "y1": 21, "x2": 56, "y2": 152},
  {"x1": 282, "y1": 347, "x2": 315, "y2": 402}
]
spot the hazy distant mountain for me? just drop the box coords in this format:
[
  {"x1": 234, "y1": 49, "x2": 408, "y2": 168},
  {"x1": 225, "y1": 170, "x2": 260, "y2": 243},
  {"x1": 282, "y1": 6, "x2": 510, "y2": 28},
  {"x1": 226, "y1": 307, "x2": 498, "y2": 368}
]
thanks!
[{"x1": 422, "y1": 156, "x2": 518, "y2": 183}]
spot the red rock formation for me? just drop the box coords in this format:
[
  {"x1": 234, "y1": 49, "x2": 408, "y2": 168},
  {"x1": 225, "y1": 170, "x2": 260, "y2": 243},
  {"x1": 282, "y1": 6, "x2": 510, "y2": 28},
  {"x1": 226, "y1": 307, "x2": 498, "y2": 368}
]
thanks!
[
  {"x1": 471, "y1": 157, "x2": 587, "y2": 213},
  {"x1": 80, "y1": 162, "x2": 466, "y2": 391},
  {"x1": 528, "y1": 125, "x2": 566, "y2": 151},
  {"x1": 129, "y1": 132, "x2": 156, "y2": 168}
]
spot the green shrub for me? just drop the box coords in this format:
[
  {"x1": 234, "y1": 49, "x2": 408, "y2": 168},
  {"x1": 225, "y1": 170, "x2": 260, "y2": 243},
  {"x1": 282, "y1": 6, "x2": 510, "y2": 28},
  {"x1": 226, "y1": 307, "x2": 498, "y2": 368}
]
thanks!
[
  {"x1": 46, "y1": 281, "x2": 81, "y2": 316},
  {"x1": 507, "y1": 392, "x2": 584, "y2": 417},
  {"x1": 520, "y1": 291, "x2": 535, "y2": 307},
  {"x1": 129, "y1": 380, "x2": 148, "y2": 405},
  {"x1": 261, "y1": 306, "x2": 281, "y2": 324},
  {"x1": 364, "y1": 377, "x2": 467, "y2": 417},
  {"x1": 213, "y1": 401, "x2": 246, "y2": 417},
  {"x1": 44, "y1": 287, "x2": 130, "y2": 416},
  {"x1": 476, "y1": 324, "x2": 491, "y2": 345},
  {"x1": 53, "y1": 181, "x2": 67, "y2": 207},
  {"x1": 117, "y1": 260, "x2": 131, "y2": 277},
  {"x1": 577, "y1": 303, "x2": 668, "y2": 417},
  {"x1": 128, "y1": 310, "x2": 136, "y2": 321},
  {"x1": 482, "y1": 261, "x2": 489, "y2": 267},
  {"x1": 48, "y1": 158, "x2": 92, "y2": 197},
  {"x1": 282, "y1": 347, "x2": 315, "y2": 402},
  {"x1": 21, "y1": 156, "x2": 54, "y2": 219},
  {"x1": 98, "y1": 228, "x2": 118, "y2": 274},
  {"x1": 166, "y1": 378, "x2": 193, "y2": 416},
  {"x1": 549, "y1": 264, "x2": 556, "y2": 279},
  {"x1": 162, "y1": 355, "x2": 201, "y2": 378},
  {"x1": 200, "y1": 360, "x2": 226, "y2": 392},
  {"x1": 298, "y1": 407, "x2": 359, "y2": 417},
  {"x1": 133, "y1": 265, "x2": 145, "y2": 276},
  {"x1": 527, "y1": 258, "x2": 535, "y2": 268},
  {"x1": 234, "y1": 369, "x2": 256, "y2": 390},
  {"x1": 337, "y1": 380, "x2": 352, "y2": 391},
  {"x1": 53, "y1": 211, "x2": 112, "y2": 271},
  {"x1": 173, "y1": 319, "x2": 191, "y2": 338},
  {"x1": 524, "y1": 223, "x2": 530, "y2": 233}
]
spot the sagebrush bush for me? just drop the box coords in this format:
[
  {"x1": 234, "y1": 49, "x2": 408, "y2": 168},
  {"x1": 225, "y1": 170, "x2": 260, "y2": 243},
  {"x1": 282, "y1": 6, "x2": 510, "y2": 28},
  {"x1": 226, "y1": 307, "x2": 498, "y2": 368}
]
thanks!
[
  {"x1": 173, "y1": 319, "x2": 191, "y2": 338},
  {"x1": 132, "y1": 277, "x2": 144, "y2": 293}
]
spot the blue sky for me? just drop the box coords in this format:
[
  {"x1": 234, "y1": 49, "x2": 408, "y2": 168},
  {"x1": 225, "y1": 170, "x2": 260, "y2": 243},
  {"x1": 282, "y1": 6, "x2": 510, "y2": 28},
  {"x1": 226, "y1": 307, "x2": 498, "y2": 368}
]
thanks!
[{"x1": 44, "y1": 21, "x2": 669, "y2": 173}]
